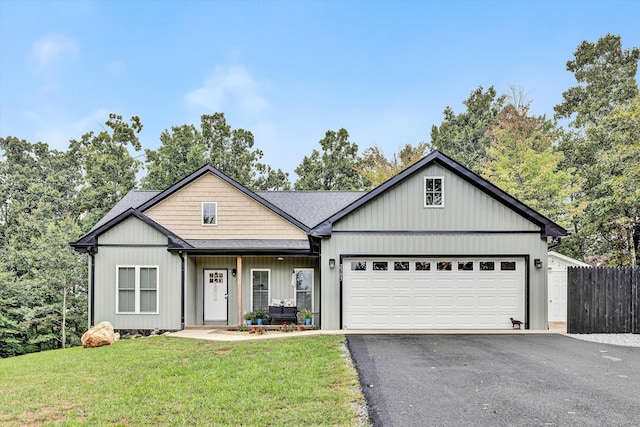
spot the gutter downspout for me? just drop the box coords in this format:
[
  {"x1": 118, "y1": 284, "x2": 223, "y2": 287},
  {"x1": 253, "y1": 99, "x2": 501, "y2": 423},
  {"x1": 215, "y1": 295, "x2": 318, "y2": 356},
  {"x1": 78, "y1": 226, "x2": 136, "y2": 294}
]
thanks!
[
  {"x1": 179, "y1": 251, "x2": 185, "y2": 330},
  {"x1": 88, "y1": 247, "x2": 96, "y2": 328}
]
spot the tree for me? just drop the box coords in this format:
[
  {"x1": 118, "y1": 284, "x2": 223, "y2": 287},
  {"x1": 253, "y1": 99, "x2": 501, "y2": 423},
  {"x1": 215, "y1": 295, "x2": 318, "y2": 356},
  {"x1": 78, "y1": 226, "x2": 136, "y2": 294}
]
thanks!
[
  {"x1": 480, "y1": 100, "x2": 572, "y2": 224},
  {"x1": 430, "y1": 86, "x2": 506, "y2": 172},
  {"x1": 142, "y1": 113, "x2": 290, "y2": 191},
  {"x1": 70, "y1": 113, "x2": 143, "y2": 232},
  {"x1": 294, "y1": 128, "x2": 368, "y2": 190},
  {"x1": 580, "y1": 96, "x2": 640, "y2": 265},
  {"x1": 358, "y1": 142, "x2": 429, "y2": 187},
  {"x1": 0, "y1": 137, "x2": 86, "y2": 356},
  {"x1": 141, "y1": 124, "x2": 207, "y2": 190},
  {"x1": 554, "y1": 34, "x2": 640, "y2": 265},
  {"x1": 554, "y1": 34, "x2": 640, "y2": 128}
]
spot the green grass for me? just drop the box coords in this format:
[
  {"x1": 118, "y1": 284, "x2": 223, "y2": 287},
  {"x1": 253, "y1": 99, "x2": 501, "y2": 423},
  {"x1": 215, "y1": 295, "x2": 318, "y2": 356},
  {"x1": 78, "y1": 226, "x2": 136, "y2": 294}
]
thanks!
[{"x1": 0, "y1": 335, "x2": 365, "y2": 426}]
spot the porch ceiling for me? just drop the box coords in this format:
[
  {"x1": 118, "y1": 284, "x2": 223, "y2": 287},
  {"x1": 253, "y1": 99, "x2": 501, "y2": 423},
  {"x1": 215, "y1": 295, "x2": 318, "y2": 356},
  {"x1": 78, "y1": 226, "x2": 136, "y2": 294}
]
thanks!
[{"x1": 179, "y1": 238, "x2": 312, "y2": 255}]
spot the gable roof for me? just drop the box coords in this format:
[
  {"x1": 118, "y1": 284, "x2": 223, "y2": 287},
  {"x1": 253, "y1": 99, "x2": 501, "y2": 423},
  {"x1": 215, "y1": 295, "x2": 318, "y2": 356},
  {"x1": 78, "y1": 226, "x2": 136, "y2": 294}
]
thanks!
[
  {"x1": 90, "y1": 190, "x2": 160, "y2": 231},
  {"x1": 311, "y1": 150, "x2": 568, "y2": 238},
  {"x1": 72, "y1": 208, "x2": 191, "y2": 253},
  {"x1": 136, "y1": 164, "x2": 311, "y2": 233},
  {"x1": 548, "y1": 251, "x2": 589, "y2": 267}
]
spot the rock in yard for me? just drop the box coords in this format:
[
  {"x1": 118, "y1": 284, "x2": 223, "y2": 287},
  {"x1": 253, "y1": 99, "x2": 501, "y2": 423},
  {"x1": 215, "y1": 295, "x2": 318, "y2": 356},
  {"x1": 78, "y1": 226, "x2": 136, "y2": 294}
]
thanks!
[{"x1": 81, "y1": 321, "x2": 116, "y2": 348}]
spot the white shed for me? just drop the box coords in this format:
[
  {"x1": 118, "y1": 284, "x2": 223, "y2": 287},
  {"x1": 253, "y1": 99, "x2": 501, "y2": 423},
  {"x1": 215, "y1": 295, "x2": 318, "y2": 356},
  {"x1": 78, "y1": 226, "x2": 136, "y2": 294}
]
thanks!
[{"x1": 548, "y1": 251, "x2": 590, "y2": 322}]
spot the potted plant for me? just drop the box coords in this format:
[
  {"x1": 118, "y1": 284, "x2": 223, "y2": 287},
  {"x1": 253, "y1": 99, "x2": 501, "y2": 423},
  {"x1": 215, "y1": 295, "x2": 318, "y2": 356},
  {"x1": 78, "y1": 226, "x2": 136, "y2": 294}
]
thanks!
[
  {"x1": 300, "y1": 309, "x2": 313, "y2": 326},
  {"x1": 255, "y1": 308, "x2": 268, "y2": 326},
  {"x1": 243, "y1": 311, "x2": 256, "y2": 326}
]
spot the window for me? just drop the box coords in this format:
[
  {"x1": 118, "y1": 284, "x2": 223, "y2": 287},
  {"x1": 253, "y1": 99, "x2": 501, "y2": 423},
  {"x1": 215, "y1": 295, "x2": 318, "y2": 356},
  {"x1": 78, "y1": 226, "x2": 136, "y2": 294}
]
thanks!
[
  {"x1": 351, "y1": 262, "x2": 367, "y2": 271},
  {"x1": 501, "y1": 261, "x2": 516, "y2": 271},
  {"x1": 117, "y1": 266, "x2": 158, "y2": 314},
  {"x1": 373, "y1": 262, "x2": 388, "y2": 271},
  {"x1": 424, "y1": 177, "x2": 444, "y2": 207},
  {"x1": 294, "y1": 269, "x2": 313, "y2": 312},
  {"x1": 415, "y1": 261, "x2": 431, "y2": 271},
  {"x1": 202, "y1": 202, "x2": 217, "y2": 225},
  {"x1": 437, "y1": 261, "x2": 452, "y2": 271},
  {"x1": 480, "y1": 261, "x2": 495, "y2": 271},
  {"x1": 251, "y1": 269, "x2": 270, "y2": 312},
  {"x1": 394, "y1": 261, "x2": 410, "y2": 271},
  {"x1": 458, "y1": 261, "x2": 474, "y2": 271}
]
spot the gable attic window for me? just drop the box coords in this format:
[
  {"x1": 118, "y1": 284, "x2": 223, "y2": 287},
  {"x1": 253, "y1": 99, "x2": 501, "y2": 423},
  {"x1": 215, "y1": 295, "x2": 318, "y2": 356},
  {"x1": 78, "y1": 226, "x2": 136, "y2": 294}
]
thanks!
[
  {"x1": 424, "y1": 177, "x2": 444, "y2": 207},
  {"x1": 202, "y1": 202, "x2": 217, "y2": 225}
]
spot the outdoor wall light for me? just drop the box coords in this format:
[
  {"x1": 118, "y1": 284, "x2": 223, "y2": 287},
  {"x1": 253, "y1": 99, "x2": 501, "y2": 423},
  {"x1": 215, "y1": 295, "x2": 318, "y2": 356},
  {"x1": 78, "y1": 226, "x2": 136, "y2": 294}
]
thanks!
[
  {"x1": 232, "y1": 269, "x2": 237, "y2": 277},
  {"x1": 277, "y1": 257, "x2": 284, "y2": 261},
  {"x1": 534, "y1": 259, "x2": 543, "y2": 269},
  {"x1": 329, "y1": 258, "x2": 336, "y2": 269}
]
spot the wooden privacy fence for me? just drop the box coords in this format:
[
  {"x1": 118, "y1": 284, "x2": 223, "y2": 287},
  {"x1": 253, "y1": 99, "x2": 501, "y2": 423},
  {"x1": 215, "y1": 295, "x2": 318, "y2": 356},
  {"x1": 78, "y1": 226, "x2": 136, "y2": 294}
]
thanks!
[{"x1": 567, "y1": 267, "x2": 640, "y2": 334}]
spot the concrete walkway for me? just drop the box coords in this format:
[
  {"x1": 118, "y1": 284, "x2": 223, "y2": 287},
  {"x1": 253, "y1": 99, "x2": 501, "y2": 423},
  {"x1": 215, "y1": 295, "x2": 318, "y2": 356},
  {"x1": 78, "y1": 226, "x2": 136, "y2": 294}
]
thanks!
[{"x1": 168, "y1": 322, "x2": 567, "y2": 342}]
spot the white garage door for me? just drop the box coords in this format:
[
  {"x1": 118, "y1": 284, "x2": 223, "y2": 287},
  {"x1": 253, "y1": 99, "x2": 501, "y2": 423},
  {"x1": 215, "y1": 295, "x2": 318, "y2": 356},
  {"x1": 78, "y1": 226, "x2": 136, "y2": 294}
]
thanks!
[{"x1": 342, "y1": 257, "x2": 525, "y2": 330}]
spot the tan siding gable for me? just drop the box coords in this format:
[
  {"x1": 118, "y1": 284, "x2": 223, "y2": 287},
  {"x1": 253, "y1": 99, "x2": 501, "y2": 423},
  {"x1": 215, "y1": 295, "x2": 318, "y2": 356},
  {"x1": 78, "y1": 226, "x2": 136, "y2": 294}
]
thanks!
[
  {"x1": 144, "y1": 172, "x2": 306, "y2": 239},
  {"x1": 334, "y1": 163, "x2": 540, "y2": 232}
]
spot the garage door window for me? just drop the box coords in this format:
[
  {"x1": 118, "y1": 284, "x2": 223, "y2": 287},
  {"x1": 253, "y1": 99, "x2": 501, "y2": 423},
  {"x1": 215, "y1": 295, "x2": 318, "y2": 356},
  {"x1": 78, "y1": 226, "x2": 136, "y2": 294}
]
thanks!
[
  {"x1": 501, "y1": 261, "x2": 516, "y2": 271},
  {"x1": 458, "y1": 261, "x2": 474, "y2": 271},
  {"x1": 437, "y1": 261, "x2": 452, "y2": 271},
  {"x1": 351, "y1": 261, "x2": 366, "y2": 271},
  {"x1": 480, "y1": 261, "x2": 495, "y2": 271},
  {"x1": 373, "y1": 262, "x2": 388, "y2": 271},
  {"x1": 394, "y1": 261, "x2": 409, "y2": 271},
  {"x1": 415, "y1": 261, "x2": 431, "y2": 271}
]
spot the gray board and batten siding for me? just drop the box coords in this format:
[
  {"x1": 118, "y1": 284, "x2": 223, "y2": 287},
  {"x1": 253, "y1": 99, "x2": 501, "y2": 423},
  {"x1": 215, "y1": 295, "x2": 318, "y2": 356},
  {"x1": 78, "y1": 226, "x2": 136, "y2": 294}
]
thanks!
[
  {"x1": 91, "y1": 216, "x2": 183, "y2": 330},
  {"x1": 318, "y1": 162, "x2": 551, "y2": 330}
]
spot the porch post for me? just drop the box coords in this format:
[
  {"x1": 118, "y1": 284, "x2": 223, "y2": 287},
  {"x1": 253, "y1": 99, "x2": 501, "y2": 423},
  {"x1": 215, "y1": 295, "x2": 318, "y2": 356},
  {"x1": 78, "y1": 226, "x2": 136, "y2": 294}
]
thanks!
[{"x1": 237, "y1": 256, "x2": 243, "y2": 325}]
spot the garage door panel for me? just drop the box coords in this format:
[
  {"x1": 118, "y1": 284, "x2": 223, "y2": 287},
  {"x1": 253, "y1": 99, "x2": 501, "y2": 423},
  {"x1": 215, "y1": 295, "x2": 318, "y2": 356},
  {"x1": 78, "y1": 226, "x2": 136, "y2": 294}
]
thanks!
[
  {"x1": 457, "y1": 296, "x2": 475, "y2": 308},
  {"x1": 343, "y1": 257, "x2": 525, "y2": 330},
  {"x1": 436, "y1": 279, "x2": 455, "y2": 290},
  {"x1": 457, "y1": 279, "x2": 475, "y2": 290}
]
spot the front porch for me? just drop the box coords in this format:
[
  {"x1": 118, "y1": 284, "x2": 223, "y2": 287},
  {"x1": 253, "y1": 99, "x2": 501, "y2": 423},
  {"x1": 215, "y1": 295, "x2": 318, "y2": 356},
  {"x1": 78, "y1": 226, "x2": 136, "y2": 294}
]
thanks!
[{"x1": 183, "y1": 254, "x2": 320, "y2": 329}]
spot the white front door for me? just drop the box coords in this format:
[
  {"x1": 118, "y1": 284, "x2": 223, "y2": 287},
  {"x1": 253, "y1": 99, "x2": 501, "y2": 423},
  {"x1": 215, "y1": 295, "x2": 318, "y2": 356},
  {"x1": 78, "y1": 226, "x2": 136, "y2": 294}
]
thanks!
[{"x1": 204, "y1": 269, "x2": 228, "y2": 322}]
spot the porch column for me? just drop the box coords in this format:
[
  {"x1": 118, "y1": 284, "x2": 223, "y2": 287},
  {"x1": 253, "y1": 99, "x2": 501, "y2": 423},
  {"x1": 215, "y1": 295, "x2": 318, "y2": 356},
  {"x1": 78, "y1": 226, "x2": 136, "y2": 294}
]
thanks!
[{"x1": 237, "y1": 256, "x2": 243, "y2": 325}]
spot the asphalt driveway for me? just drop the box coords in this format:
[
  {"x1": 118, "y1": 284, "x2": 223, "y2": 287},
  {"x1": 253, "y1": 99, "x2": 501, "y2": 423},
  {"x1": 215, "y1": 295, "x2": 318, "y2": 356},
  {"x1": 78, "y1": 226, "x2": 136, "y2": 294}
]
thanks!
[{"x1": 347, "y1": 334, "x2": 640, "y2": 426}]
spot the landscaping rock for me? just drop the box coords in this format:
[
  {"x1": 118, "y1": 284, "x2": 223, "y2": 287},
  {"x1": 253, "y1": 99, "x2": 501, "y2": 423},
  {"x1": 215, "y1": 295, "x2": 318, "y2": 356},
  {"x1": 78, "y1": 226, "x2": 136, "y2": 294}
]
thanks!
[{"x1": 81, "y1": 321, "x2": 116, "y2": 348}]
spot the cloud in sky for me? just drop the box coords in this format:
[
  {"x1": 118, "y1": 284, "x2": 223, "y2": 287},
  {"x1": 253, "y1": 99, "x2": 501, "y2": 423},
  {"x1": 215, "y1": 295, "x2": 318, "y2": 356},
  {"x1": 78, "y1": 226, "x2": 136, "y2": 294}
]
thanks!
[
  {"x1": 184, "y1": 65, "x2": 270, "y2": 115},
  {"x1": 31, "y1": 34, "x2": 77, "y2": 72},
  {"x1": 33, "y1": 107, "x2": 112, "y2": 149}
]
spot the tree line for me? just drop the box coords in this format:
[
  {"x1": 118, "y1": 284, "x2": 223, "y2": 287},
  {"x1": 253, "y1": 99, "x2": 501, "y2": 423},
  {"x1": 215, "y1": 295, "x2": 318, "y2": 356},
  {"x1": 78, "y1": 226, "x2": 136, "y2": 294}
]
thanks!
[{"x1": 1, "y1": 34, "x2": 638, "y2": 357}]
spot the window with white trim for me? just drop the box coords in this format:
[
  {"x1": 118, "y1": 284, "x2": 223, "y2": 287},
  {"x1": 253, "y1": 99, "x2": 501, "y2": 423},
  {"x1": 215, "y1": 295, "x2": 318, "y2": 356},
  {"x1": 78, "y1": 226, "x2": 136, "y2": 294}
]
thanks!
[
  {"x1": 424, "y1": 177, "x2": 444, "y2": 207},
  {"x1": 117, "y1": 266, "x2": 158, "y2": 314},
  {"x1": 294, "y1": 269, "x2": 314, "y2": 312},
  {"x1": 251, "y1": 269, "x2": 270, "y2": 312},
  {"x1": 202, "y1": 202, "x2": 217, "y2": 225}
]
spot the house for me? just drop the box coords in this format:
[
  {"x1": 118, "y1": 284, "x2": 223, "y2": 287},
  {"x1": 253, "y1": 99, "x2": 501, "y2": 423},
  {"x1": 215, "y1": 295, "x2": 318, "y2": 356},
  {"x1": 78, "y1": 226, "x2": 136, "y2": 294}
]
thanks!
[
  {"x1": 547, "y1": 251, "x2": 589, "y2": 323},
  {"x1": 71, "y1": 150, "x2": 568, "y2": 331}
]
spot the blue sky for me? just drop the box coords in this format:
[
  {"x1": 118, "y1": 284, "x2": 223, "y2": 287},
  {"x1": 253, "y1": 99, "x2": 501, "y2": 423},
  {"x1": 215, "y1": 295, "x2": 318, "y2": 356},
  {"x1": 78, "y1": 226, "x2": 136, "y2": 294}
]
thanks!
[{"x1": 1, "y1": 0, "x2": 639, "y2": 179}]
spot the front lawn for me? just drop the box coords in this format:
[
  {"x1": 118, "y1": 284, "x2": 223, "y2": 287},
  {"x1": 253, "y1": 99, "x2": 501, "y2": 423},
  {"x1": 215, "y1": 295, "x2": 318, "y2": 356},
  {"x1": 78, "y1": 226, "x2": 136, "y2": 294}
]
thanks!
[{"x1": 0, "y1": 335, "x2": 365, "y2": 426}]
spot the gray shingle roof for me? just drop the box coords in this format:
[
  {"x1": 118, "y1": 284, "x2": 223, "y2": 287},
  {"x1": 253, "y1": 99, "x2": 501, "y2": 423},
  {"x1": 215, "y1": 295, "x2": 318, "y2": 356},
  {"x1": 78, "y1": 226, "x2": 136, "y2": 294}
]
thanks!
[
  {"x1": 256, "y1": 191, "x2": 366, "y2": 228},
  {"x1": 88, "y1": 188, "x2": 364, "y2": 235},
  {"x1": 90, "y1": 190, "x2": 160, "y2": 231}
]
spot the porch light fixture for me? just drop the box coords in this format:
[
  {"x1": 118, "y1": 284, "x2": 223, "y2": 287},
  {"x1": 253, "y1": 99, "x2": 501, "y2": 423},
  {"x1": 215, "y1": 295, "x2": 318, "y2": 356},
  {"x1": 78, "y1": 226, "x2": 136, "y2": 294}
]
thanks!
[
  {"x1": 277, "y1": 257, "x2": 284, "y2": 261},
  {"x1": 329, "y1": 258, "x2": 336, "y2": 269},
  {"x1": 232, "y1": 269, "x2": 237, "y2": 277},
  {"x1": 534, "y1": 259, "x2": 543, "y2": 269}
]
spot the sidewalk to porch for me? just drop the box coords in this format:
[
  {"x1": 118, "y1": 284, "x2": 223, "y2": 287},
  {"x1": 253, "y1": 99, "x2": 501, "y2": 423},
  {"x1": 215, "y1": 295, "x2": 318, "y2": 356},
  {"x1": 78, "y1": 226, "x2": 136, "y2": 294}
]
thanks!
[{"x1": 167, "y1": 322, "x2": 568, "y2": 342}]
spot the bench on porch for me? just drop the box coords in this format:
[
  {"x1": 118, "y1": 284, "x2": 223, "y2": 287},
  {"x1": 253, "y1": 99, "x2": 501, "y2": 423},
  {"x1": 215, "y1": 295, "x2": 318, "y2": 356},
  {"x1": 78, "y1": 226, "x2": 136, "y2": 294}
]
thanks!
[{"x1": 269, "y1": 306, "x2": 297, "y2": 324}]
